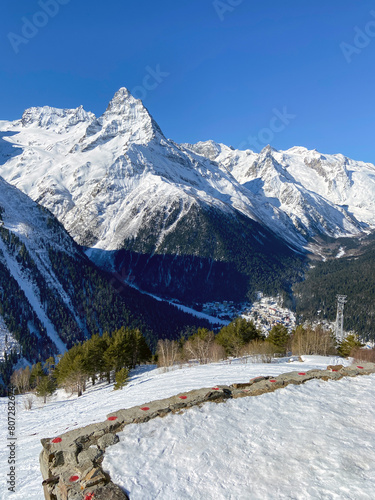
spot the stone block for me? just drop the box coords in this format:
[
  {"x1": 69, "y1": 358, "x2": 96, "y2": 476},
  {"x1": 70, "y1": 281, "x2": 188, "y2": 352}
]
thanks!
[
  {"x1": 39, "y1": 450, "x2": 50, "y2": 480},
  {"x1": 97, "y1": 433, "x2": 119, "y2": 451},
  {"x1": 77, "y1": 446, "x2": 103, "y2": 465},
  {"x1": 80, "y1": 467, "x2": 108, "y2": 489},
  {"x1": 85, "y1": 482, "x2": 129, "y2": 499}
]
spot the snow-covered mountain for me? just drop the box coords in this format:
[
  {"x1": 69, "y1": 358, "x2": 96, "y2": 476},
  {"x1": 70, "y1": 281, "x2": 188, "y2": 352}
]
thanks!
[
  {"x1": 0, "y1": 89, "x2": 304, "y2": 303},
  {"x1": 0, "y1": 89, "x2": 276, "y2": 252},
  {"x1": 183, "y1": 141, "x2": 375, "y2": 247},
  {"x1": 1, "y1": 88, "x2": 375, "y2": 302}
]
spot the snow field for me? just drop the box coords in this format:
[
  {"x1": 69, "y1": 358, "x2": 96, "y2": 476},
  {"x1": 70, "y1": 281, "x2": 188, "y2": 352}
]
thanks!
[
  {"x1": 104, "y1": 375, "x2": 375, "y2": 500},
  {"x1": 0, "y1": 355, "x2": 367, "y2": 500}
]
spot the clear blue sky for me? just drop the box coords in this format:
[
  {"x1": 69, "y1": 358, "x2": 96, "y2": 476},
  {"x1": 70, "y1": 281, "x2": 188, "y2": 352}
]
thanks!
[{"x1": 1, "y1": 0, "x2": 375, "y2": 162}]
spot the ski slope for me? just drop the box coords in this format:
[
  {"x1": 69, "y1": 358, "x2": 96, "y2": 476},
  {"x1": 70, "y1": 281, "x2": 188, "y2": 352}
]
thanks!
[{"x1": 1, "y1": 356, "x2": 374, "y2": 499}]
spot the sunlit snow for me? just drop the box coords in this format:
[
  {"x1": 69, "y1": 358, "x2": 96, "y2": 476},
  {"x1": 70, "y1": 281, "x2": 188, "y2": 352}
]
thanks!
[{"x1": 1, "y1": 356, "x2": 374, "y2": 499}]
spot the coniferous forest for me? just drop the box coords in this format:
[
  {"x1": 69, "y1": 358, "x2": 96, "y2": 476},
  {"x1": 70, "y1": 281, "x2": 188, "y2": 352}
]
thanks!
[{"x1": 295, "y1": 240, "x2": 375, "y2": 341}]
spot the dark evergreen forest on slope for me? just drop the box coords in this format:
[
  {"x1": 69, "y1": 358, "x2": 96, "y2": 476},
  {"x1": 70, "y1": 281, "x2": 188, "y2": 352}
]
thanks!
[
  {"x1": 0, "y1": 244, "x2": 212, "y2": 391},
  {"x1": 295, "y1": 240, "x2": 375, "y2": 341}
]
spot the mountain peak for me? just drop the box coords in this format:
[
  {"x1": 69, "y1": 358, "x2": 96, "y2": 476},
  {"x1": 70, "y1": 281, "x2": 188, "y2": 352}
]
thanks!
[
  {"x1": 260, "y1": 144, "x2": 278, "y2": 156},
  {"x1": 105, "y1": 87, "x2": 133, "y2": 114},
  {"x1": 97, "y1": 87, "x2": 163, "y2": 143}
]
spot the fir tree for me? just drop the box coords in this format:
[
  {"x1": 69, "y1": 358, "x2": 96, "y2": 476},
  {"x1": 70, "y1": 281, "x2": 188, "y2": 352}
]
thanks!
[
  {"x1": 44, "y1": 356, "x2": 55, "y2": 376},
  {"x1": 55, "y1": 344, "x2": 87, "y2": 397},
  {"x1": 82, "y1": 334, "x2": 109, "y2": 385}
]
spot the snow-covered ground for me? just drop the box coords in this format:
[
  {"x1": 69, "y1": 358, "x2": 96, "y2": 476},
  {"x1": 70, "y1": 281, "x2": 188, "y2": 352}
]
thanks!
[
  {"x1": 1, "y1": 356, "x2": 373, "y2": 499},
  {"x1": 105, "y1": 375, "x2": 375, "y2": 500}
]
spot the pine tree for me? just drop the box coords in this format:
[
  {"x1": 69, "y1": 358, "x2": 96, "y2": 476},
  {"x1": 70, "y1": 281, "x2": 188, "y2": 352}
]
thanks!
[
  {"x1": 114, "y1": 367, "x2": 129, "y2": 390},
  {"x1": 82, "y1": 334, "x2": 109, "y2": 385},
  {"x1": 54, "y1": 344, "x2": 87, "y2": 397},
  {"x1": 30, "y1": 362, "x2": 45, "y2": 388},
  {"x1": 338, "y1": 334, "x2": 364, "y2": 358},
  {"x1": 267, "y1": 324, "x2": 290, "y2": 353},
  {"x1": 44, "y1": 356, "x2": 55, "y2": 376},
  {"x1": 216, "y1": 318, "x2": 262, "y2": 356},
  {"x1": 35, "y1": 376, "x2": 56, "y2": 403},
  {"x1": 129, "y1": 328, "x2": 152, "y2": 368}
]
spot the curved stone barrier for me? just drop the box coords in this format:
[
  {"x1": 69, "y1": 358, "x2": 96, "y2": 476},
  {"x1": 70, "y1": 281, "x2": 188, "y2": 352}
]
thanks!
[{"x1": 39, "y1": 362, "x2": 375, "y2": 499}]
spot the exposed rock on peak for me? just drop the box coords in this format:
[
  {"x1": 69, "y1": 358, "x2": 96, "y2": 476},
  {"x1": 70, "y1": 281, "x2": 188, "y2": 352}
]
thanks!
[
  {"x1": 21, "y1": 105, "x2": 94, "y2": 132},
  {"x1": 81, "y1": 88, "x2": 163, "y2": 149}
]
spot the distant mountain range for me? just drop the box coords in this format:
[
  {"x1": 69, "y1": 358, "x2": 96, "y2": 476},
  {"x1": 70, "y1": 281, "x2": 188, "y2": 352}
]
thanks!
[{"x1": 1, "y1": 87, "x2": 375, "y2": 367}]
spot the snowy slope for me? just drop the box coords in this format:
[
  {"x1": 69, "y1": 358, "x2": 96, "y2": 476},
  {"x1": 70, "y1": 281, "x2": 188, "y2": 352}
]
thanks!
[
  {"x1": 0, "y1": 177, "x2": 218, "y2": 375},
  {"x1": 1, "y1": 355, "x2": 373, "y2": 500},
  {"x1": 0, "y1": 177, "x2": 85, "y2": 354},
  {"x1": 184, "y1": 141, "x2": 375, "y2": 247}
]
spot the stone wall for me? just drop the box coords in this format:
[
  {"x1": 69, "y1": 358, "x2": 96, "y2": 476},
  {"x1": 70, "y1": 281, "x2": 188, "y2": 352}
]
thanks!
[{"x1": 39, "y1": 362, "x2": 375, "y2": 499}]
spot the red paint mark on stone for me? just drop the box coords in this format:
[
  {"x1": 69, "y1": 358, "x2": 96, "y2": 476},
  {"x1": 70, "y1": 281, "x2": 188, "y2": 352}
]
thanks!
[
  {"x1": 69, "y1": 475, "x2": 79, "y2": 483},
  {"x1": 84, "y1": 494, "x2": 95, "y2": 500},
  {"x1": 298, "y1": 373, "x2": 306, "y2": 376},
  {"x1": 212, "y1": 387, "x2": 220, "y2": 390},
  {"x1": 270, "y1": 379, "x2": 277, "y2": 383},
  {"x1": 51, "y1": 437, "x2": 62, "y2": 444},
  {"x1": 107, "y1": 416, "x2": 117, "y2": 421},
  {"x1": 357, "y1": 366, "x2": 364, "y2": 369},
  {"x1": 332, "y1": 370, "x2": 339, "y2": 372},
  {"x1": 179, "y1": 396, "x2": 187, "y2": 399},
  {"x1": 140, "y1": 407, "x2": 150, "y2": 411}
]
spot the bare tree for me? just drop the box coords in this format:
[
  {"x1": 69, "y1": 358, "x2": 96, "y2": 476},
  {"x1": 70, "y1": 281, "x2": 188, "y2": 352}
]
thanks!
[
  {"x1": 183, "y1": 332, "x2": 215, "y2": 364},
  {"x1": 291, "y1": 324, "x2": 336, "y2": 356},
  {"x1": 157, "y1": 339, "x2": 180, "y2": 371},
  {"x1": 242, "y1": 340, "x2": 275, "y2": 363},
  {"x1": 10, "y1": 366, "x2": 31, "y2": 394}
]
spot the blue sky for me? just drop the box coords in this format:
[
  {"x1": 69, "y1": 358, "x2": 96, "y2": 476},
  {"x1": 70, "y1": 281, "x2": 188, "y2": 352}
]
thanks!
[{"x1": 1, "y1": 0, "x2": 374, "y2": 162}]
